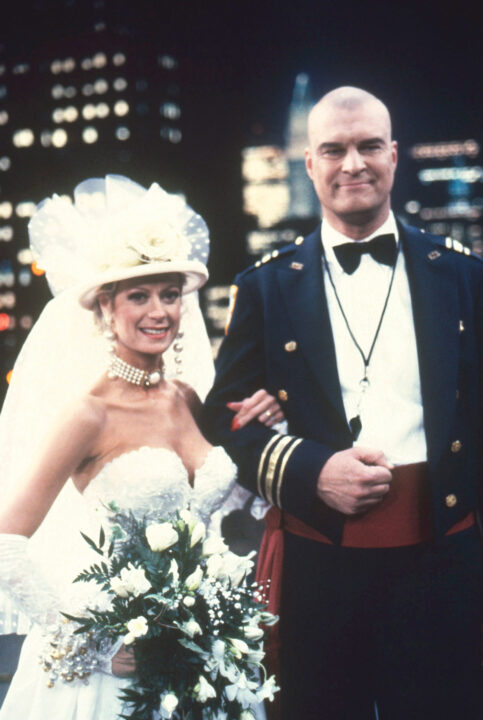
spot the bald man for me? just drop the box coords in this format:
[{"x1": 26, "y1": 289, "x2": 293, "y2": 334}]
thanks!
[{"x1": 203, "y1": 87, "x2": 482, "y2": 719}]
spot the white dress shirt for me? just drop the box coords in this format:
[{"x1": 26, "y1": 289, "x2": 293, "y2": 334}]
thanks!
[{"x1": 321, "y1": 213, "x2": 427, "y2": 465}]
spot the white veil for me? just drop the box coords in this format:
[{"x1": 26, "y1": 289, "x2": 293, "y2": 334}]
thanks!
[{"x1": 0, "y1": 177, "x2": 215, "y2": 634}]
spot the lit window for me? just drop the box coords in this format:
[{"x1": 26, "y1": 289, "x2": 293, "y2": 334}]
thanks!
[
  {"x1": 20, "y1": 315, "x2": 33, "y2": 329},
  {"x1": 0, "y1": 111, "x2": 8, "y2": 125},
  {"x1": 115, "y1": 126, "x2": 130, "y2": 141},
  {"x1": 0, "y1": 227, "x2": 13, "y2": 241},
  {"x1": 112, "y1": 52, "x2": 126, "y2": 66},
  {"x1": 40, "y1": 131, "x2": 52, "y2": 147},
  {"x1": 94, "y1": 21, "x2": 106, "y2": 32},
  {"x1": 63, "y1": 58, "x2": 76, "y2": 73},
  {"x1": 52, "y1": 84, "x2": 64, "y2": 99},
  {"x1": 0, "y1": 292, "x2": 15, "y2": 308},
  {"x1": 160, "y1": 127, "x2": 182, "y2": 143},
  {"x1": 0, "y1": 157, "x2": 11, "y2": 170},
  {"x1": 0, "y1": 313, "x2": 10, "y2": 330},
  {"x1": 92, "y1": 53, "x2": 107, "y2": 69},
  {"x1": 82, "y1": 127, "x2": 99, "y2": 143},
  {"x1": 52, "y1": 129, "x2": 68, "y2": 148},
  {"x1": 136, "y1": 102, "x2": 149, "y2": 116},
  {"x1": 50, "y1": 60, "x2": 62, "y2": 74},
  {"x1": 0, "y1": 86, "x2": 7, "y2": 99},
  {"x1": 13, "y1": 63, "x2": 30, "y2": 75},
  {"x1": 13, "y1": 129, "x2": 35, "y2": 148},
  {"x1": 17, "y1": 248, "x2": 34, "y2": 264},
  {"x1": 64, "y1": 86, "x2": 77, "y2": 98},
  {"x1": 82, "y1": 84, "x2": 94, "y2": 96},
  {"x1": 81, "y1": 58, "x2": 93, "y2": 71},
  {"x1": 19, "y1": 270, "x2": 32, "y2": 287},
  {"x1": 158, "y1": 55, "x2": 178, "y2": 70},
  {"x1": 160, "y1": 102, "x2": 180, "y2": 119},
  {"x1": 82, "y1": 104, "x2": 96, "y2": 120},
  {"x1": 94, "y1": 78, "x2": 108, "y2": 94},
  {"x1": 0, "y1": 202, "x2": 12, "y2": 219},
  {"x1": 114, "y1": 100, "x2": 129, "y2": 116},
  {"x1": 113, "y1": 77, "x2": 127, "y2": 91},
  {"x1": 52, "y1": 108, "x2": 65, "y2": 123},
  {"x1": 0, "y1": 65, "x2": 5, "y2": 76},
  {"x1": 96, "y1": 102, "x2": 109, "y2": 118},
  {"x1": 15, "y1": 201, "x2": 36, "y2": 218},
  {"x1": 64, "y1": 106, "x2": 78, "y2": 122}
]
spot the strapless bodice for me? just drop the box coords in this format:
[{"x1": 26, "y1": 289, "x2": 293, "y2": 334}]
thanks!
[{"x1": 83, "y1": 446, "x2": 237, "y2": 527}]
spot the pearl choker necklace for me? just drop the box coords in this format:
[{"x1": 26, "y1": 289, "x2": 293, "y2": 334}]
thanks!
[{"x1": 108, "y1": 354, "x2": 164, "y2": 388}]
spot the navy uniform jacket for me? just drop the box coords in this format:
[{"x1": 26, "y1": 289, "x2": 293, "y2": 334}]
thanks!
[{"x1": 202, "y1": 223, "x2": 483, "y2": 544}]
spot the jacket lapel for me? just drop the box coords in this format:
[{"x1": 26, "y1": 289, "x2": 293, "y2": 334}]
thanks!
[
  {"x1": 401, "y1": 224, "x2": 459, "y2": 466},
  {"x1": 276, "y1": 228, "x2": 348, "y2": 425}
]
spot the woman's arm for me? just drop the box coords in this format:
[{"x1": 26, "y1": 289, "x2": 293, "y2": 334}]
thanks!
[{"x1": 0, "y1": 395, "x2": 105, "y2": 537}]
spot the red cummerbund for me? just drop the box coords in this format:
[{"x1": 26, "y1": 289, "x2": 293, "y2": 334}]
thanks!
[{"x1": 285, "y1": 461, "x2": 475, "y2": 548}]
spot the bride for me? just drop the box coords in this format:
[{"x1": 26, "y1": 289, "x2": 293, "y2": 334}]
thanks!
[{"x1": 0, "y1": 176, "x2": 282, "y2": 719}]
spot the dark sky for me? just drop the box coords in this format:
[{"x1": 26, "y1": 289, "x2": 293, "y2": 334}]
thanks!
[{"x1": 1, "y1": 0, "x2": 481, "y2": 280}]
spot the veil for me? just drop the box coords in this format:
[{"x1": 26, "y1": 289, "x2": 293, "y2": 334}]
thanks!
[{"x1": 0, "y1": 177, "x2": 215, "y2": 634}]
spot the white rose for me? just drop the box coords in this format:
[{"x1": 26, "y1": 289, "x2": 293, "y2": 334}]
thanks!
[
  {"x1": 190, "y1": 521, "x2": 206, "y2": 547},
  {"x1": 179, "y1": 508, "x2": 194, "y2": 527},
  {"x1": 183, "y1": 596, "x2": 195, "y2": 607},
  {"x1": 159, "y1": 691, "x2": 179, "y2": 719},
  {"x1": 202, "y1": 535, "x2": 228, "y2": 556},
  {"x1": 194, "y1": 675, "x2": 217, "y2": 703},
  {"x1": 124, "y1": 615, "x2": 148, "y2": 644},
  {"x1": 111, "y1": 564, "x2": 150, "y2": 597},
  {"x1": 185, "y1": 565, "x2": 203, "y2": 591},
  {"x1": 182, "y1": 620, "x2": 202, "y2": 638},
  {"x1": 110, "y1": 575, "x2": 130, "y2": 598},
  {"x1": 228, "y1": 637, "x2": 249, "y2": 658},
  {"x1": 222, "y1": 551, "x2": 255, "y2": 587},
  {"x1": 206, "y1": 553, "x2": 225, "y2": 579},
  {"x1": 243, "y1": 625, "x2": 264, "y2": 641},
  {"x1": 146, "y1": 522, "x2": 178, "y2": 552}
]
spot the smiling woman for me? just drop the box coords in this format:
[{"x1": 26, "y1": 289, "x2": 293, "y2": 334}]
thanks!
[{"x1": 0, "y1": 176, "x2": 277, "y2": 720}]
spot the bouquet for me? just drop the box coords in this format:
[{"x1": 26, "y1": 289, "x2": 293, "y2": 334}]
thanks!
[{"x1": 57, "y1": 505, "x2": 278, "y2": 720}]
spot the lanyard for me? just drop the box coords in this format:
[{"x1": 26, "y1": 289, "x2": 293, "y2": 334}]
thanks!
[{"x1": 322, "y1": 242, "x2": 400, "y2": 440}]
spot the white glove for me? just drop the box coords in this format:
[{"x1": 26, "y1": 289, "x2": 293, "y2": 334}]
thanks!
[{"x1": 0, "y1": 533, "x2": 120, "y2": 683}]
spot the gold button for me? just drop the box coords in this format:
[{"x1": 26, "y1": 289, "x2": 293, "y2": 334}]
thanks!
[
  {"x1": 445, "y1": 494, "x2": 457, "y2": 508},
  {"x1": 459, "y1": 320, "x2": 465, "y2": 333},
  {"x1": 278, "y1": 389, "x2": 288, "y2": 402},
  {"x1": 284, "y1": 341, "x2": 297, "y2": 352},
  {"x1": 295, "y1": 236, "x2": 304, "y2": 245},
  {"x1": 450, "y1": 440, "x2": 462, "y2": 453},
  {"x1": 290, "y1": 261, "x2": 304, "y2": 271}
]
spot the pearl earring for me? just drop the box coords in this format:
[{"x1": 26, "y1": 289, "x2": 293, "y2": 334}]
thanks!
[{"x1": 173, "y1": 330, "x2": 183, "y2": 375}]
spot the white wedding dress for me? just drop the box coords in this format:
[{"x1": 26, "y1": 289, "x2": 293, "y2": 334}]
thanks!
[{"x1": 0, "y1": 445, "x2": 243, "y2": 720}]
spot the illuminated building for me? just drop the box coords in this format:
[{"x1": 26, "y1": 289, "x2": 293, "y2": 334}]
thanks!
[
  {"x1": 0, "y1": 0, "x2": 184, "y2": 403},
  {"x1": 403, "y1": 140, "x2": 482, "y2": 255},
  {"x1": 241, "y1": 73, "x2": 319, "y2": 262}
]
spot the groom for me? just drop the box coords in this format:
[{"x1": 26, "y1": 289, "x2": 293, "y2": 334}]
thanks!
[{"x1": 203, "y1": 87, "x2": 482, "y2": 719}]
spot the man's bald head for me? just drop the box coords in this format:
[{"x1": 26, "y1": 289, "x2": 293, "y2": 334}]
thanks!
[
  {"x1": 308, "y1": 87, "x2": 393, "y2": 149},
  {"x1": 305, "y1": 86, "x2": 398, "y2": 238}
]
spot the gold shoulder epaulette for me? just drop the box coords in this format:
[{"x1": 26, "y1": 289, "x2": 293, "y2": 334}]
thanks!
[{"x1": 444, "y1": 237, "x2": 472, "y2": 256}]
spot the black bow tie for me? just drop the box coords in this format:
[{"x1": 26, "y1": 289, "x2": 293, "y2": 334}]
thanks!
[{"x1": 333, "y1": 234, "x2": 398, "y2": 274}]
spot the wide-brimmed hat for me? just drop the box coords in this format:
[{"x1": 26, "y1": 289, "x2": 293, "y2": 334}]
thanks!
[{"x1": 28, "y1": 175, "x2": 210, "y2": 309}]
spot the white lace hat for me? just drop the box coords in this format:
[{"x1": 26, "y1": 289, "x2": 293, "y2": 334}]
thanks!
[{"x1": 28, "y1": 175, "x2": 210, "y2": 309}]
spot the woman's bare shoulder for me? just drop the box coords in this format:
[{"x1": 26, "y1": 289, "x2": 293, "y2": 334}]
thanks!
[
  {"x1": 62, "y1": 393, "x2": 108, "y2": 438},
  {"x1": 172, "y1": 380, "x2": 202, "y2": 416}
]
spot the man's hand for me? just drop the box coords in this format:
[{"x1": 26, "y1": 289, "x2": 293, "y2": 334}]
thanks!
[
  {"x1": 317, "y1": 447, "x2": 393, "y2": 515},
  {"x1": 111, "y1": 645, "x2": 136, "y2": 677}
]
